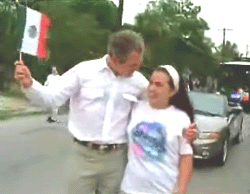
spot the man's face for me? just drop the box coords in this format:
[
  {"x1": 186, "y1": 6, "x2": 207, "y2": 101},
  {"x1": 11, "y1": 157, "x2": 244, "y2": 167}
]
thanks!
[{"x1": 109, "y1": 51, "x2": 142, "y2": 77}]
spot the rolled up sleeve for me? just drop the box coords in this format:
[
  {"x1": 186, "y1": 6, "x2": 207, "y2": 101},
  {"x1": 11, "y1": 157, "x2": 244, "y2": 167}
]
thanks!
[{"x1": 22, "y1": 66, "x2": 80, "y2": 108}]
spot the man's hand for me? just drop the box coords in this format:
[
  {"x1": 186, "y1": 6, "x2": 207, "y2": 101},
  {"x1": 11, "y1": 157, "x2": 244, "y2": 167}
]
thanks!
[
  {"x1": 183, "y1": 123, "x2": 198, "y2": 142},
  {"x1": 14, "y1": 60, "x2": 33, "y2": 88}
]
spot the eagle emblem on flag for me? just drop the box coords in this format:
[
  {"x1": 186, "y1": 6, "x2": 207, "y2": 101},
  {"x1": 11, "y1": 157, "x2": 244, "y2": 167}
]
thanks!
[{"x1": 28, "y1": 25, "x2": 37, "y2": 38}]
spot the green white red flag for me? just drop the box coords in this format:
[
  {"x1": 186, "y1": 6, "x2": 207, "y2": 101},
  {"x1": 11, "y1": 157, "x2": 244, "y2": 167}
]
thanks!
[{"x1": 17, "y1": 5, "x2": 50, "y2": 58}]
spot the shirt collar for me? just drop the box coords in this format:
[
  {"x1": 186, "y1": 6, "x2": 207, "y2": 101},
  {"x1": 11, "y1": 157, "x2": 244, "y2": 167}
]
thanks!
[
  {"x1": 99, "y1": 54, "x2": 117, "y2": 78},
  {"x1": 98, "y1": 54, "x2": 109, "y2": 72}
]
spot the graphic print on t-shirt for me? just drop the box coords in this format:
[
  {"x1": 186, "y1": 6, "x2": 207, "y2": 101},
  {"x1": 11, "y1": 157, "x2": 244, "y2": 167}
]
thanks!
[{"x1": 131, "y1": 121, "x2": 167, "y2": 161}]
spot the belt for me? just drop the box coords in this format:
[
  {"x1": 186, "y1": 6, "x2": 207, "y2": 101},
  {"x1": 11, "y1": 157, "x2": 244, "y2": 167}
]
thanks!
[{"x1": 73, "y1": 138, "x2": 127, "y2": 153}]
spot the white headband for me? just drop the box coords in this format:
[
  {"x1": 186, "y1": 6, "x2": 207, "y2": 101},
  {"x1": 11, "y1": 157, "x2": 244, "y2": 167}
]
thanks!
[{"x1": 160, "y1": 65, "x2": 180, "y2": 92}]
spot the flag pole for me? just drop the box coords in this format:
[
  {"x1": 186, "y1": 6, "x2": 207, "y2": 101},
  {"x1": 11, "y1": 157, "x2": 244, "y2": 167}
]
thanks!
[
  {"x1": 15, "y1": 0, "x2": 23, "y2": 61},
  {"x1": 19, "y1": 52, "x2": 22, "y2": 61},
  {"x1": 16, "y1": 0, "x2": 20, "y2": 61}
]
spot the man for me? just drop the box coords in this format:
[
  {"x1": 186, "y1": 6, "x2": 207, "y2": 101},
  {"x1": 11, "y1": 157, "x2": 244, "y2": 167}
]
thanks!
[
  {"x1": 15, "y1": 30, "x2": 196, "y2": 194},
  {"x1": 44, "y1": 66, "x2": 59, "y2": 87},
  {"x1": 44, "y1": 66, "x2": 60, "y2": 122}
]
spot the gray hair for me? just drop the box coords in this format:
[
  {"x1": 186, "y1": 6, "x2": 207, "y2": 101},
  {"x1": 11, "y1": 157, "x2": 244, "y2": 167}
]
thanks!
[{"x1": 107, "y1": 30, "x2": 145, "y2": 63}]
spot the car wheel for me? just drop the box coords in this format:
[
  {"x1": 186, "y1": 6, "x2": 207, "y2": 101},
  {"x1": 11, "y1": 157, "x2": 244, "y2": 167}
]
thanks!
[
  {"x1": 216, "y1": 139, "x2": 228, "y2": 166},
  {"x1": 235, "y1": 117, "x2": 244, "y2": 144}
]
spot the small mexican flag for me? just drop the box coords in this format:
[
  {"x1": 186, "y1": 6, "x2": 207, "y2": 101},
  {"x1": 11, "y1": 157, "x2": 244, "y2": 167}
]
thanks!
[{"x1": 17, "y1": 5, "x2": 50, "y2": 58}]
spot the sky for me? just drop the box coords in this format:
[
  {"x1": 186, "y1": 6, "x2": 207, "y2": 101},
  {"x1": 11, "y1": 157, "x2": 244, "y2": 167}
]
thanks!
[{"x1": 112, "y1": 0, "x2": 250, "y2": 55}]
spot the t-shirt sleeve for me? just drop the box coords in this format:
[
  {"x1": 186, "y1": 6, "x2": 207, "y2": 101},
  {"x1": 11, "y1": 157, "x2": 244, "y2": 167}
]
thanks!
[{"x1": 179, "y1": 136, "x2": 193, "y2": 155}]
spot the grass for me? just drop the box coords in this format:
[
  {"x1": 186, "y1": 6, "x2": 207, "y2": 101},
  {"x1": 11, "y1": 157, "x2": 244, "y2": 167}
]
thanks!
[
  {"x1": 0, "y1": 82, "x2": 46, "y2": 120},
  {"x1": 0, "y1": 82, "x2": 54, "y2": 120},
  {"x1": 1, "y1": 89, "x2": 26, "y2": 99},
  {"x1": 0, "y1": 110, "x2": 46, "y2": 120},
  {"x1": 0, "y1": 110, "x2": 13, "y2": 120},
  {"x1": 1, "y1": 81, "x2": 27, "y2": 99}
]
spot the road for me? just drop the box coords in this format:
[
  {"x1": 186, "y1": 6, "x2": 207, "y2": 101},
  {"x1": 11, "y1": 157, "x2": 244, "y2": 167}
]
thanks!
[
  {"x1": 0, "y1": 115, "x2": 71, "y2": 194},
  {"x1": 0, "y1": 114, "x2": 250, "y2": 194}
]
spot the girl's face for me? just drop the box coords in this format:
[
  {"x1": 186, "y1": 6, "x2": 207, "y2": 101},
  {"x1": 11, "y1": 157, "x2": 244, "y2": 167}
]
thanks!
[{"x1": 147, "y1": 71, "x2": 176, "y2": 109}]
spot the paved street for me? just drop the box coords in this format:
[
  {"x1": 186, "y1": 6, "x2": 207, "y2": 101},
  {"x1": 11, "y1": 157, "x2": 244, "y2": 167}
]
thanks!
[
  {"x1": 0, "y1": 115, "x2": 71, "y2": 194},
  {"x1": 0, "y1": 113, "x2": 250, "y2": 194}
]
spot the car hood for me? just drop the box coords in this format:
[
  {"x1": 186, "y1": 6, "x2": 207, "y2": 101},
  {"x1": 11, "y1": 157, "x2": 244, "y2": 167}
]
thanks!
[{"x1": 194, "y1": 114, "x2": 228, "y2": 133}]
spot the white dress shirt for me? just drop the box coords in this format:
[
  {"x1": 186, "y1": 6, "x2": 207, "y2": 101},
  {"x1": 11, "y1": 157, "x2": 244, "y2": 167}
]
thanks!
[{"x1": 23, "y1": 55, "x2": 149, "y2": 144}]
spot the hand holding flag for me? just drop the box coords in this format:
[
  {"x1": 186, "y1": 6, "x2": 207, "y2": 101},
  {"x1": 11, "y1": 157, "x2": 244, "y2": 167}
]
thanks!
[{"x1": 14, "y1": 60, "x2": 33, "y2": 88}]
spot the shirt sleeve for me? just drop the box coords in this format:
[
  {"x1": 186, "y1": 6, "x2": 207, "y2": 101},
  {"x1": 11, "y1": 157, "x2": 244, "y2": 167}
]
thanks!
[
  {"x1": 22, "y1": 65, "x2": 80, "y2": 108},
  {"x1": 179, "y1": 136, "x2": 193, "y2": 155}
]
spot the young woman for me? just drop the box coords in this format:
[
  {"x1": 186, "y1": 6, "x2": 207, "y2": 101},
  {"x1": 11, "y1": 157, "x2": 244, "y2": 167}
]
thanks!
[{"x1": 121, "y1": 65, "x2": 194, "y2": 194}]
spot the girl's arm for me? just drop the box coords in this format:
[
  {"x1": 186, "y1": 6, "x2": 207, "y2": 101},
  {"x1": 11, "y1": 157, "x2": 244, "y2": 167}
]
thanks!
[{"x1": 176, "y1": 154, "x2": 193, "y2": 194}]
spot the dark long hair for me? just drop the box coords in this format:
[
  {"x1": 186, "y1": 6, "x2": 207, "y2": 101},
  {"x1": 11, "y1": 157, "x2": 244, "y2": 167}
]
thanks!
[{"x1": 154, "y1": 67, "x2": 194, "y2": 122}]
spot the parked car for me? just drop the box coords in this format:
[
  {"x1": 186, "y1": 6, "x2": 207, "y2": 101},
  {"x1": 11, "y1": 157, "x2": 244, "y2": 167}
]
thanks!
[{"x1": 189, "y1": 92, "x2": 244, "y2": 166}]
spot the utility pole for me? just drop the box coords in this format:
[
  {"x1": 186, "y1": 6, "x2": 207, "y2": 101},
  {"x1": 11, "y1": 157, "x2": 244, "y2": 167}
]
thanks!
[
  {"x1": 118, "y1": 0, "x2": 124, "y2": 26},
  {"x1": 218, "y1": 28, "x2": 233, "y2": 64},
  {"x1": 246, "y1": 44, "x2": 249, "y2": 58}
]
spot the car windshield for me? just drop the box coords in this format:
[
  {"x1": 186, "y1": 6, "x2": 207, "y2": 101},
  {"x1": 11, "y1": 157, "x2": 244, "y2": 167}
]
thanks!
[{"x1": 189, "y1": 92, "x2": 227, "y2": 117}]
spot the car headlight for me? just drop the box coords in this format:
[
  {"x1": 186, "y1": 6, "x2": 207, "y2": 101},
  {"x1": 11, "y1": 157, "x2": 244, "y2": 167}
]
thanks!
[{"x1": 199, "y1": 132, "x2": 222, "y2": 140}]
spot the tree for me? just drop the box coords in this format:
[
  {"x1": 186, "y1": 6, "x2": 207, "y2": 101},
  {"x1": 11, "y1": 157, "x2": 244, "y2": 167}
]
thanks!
[
  {"x1": 214, "y1": 40, "x2": 242, "y2": 62},
  {"x1": 70, "y1": 0, "x2": 119, "y2": 31},
  {"x1": 0, "y1": 0, "x2": 19, "y2": 88},
  {"x1": 0, "y1": 0, "x2": 119, "y2": 85},
  {"x1": 133, "y1": 0, "x2": 217, "y2": 78},
  {"x1": 33, "y1": 0, "x2": 112, "y2": 74}
]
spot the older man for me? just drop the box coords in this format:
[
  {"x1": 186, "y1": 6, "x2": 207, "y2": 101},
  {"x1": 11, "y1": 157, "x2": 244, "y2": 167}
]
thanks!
[{"x1": 15, "y1": 30, "x2": 196, "y2": 194}]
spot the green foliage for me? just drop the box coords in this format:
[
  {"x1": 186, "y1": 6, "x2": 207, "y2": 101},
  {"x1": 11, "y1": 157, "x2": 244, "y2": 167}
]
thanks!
[
  {"x1": 0, "y1": 0, "x2": 18, "y2": 68},
  {"x1": 0, "y1": 0, "x2": 242, "y2": 89},
  {"x1": 1, "y1": 84, "x2": 26, "y2": 98},
  {"x1": 215, "y1": 41, "x2": 242, "y2": 62},
  {"x1": 32, "y1": 0, "x2": 116, "y2": 74},
  {"x1": 134, "y1": 0, "x2": 218, "y2": 79},
  {"x1": 0, "y1": 110, "x2": 12, "y2": 120},
  {"x1": 70, "y1": 0, "x2": 119, "y2": 31},
  {"x1": 0, "y1": 0, "x2": 117, "y2": 84},
  {"x1": 0, "y1": 1, "x2": 20, "y2": 92}
]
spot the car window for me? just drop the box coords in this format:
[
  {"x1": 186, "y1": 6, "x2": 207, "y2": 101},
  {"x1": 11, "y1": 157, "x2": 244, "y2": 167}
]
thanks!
[{"x1": 189, "y1": 92, "x2": 226, "y2": 116}]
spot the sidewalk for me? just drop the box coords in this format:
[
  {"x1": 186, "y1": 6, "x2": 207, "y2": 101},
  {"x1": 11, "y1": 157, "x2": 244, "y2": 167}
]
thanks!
[{"x1": 0, "y1": 95, "x2": 47, "y2": 119}]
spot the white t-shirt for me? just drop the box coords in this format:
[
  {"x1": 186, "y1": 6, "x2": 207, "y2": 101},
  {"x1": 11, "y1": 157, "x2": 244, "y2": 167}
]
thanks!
[{"x1": 121, "y1": 101, "x2": 193, "y2": 194}]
